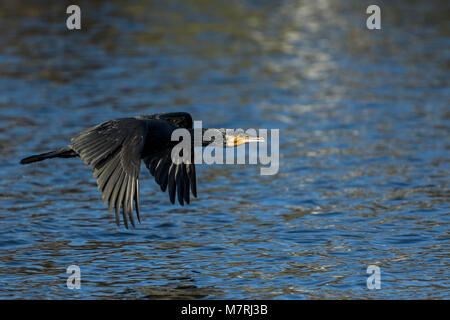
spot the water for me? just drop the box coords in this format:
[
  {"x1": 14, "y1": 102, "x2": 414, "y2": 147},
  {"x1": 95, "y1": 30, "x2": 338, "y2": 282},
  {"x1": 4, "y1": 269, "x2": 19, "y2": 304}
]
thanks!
[{"x1": 0, "y1": 0, "x2": 449, "y2": 299}]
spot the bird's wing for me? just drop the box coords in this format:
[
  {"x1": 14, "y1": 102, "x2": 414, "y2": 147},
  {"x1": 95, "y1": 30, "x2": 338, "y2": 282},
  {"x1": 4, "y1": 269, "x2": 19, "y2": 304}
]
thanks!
[
  {"x1": 143, "y1": 149, "x2": 197, "y2": 206},
  {"x1": 142, "y1": 112, "x2": 197, "y2": 206},
  {"x1": 70, "y1": 118, "x2": 146, "y2": 228}
]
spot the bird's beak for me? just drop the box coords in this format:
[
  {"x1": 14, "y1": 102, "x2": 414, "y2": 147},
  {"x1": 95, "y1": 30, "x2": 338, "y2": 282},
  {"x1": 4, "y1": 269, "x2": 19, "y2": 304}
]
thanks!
[{"x1": 234, "y1": 134, "x2": 265, "y2": 146}]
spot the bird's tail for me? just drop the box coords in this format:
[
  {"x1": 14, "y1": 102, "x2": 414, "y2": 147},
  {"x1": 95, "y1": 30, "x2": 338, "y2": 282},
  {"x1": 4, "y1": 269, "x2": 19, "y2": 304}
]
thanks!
[{"x1": 20, "y1": 146, "x2": 78, "y2": 164}]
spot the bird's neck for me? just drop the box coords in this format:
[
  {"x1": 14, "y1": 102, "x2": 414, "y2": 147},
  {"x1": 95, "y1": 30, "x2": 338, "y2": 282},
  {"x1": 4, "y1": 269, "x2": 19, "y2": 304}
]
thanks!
[{"x1": 187, "y1": 128, "x2": 226, "y2": 147}]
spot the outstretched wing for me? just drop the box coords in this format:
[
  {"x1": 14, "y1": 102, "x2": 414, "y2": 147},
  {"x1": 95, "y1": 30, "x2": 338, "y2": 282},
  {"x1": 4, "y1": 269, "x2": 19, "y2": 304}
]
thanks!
[
  {"x1": 144, "y1": 150, "x2": 197, "y2": 206},
  {"x1": 141, "y1": 112, "x2": 197, "y2": 206},
  {"x1": 70, "y1": 118, "x2": 147, "y2": 228}
]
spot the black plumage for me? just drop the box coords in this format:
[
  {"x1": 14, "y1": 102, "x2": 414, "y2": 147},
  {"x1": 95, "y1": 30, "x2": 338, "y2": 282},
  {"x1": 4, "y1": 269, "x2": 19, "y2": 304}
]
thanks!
[{"x1": 20, "y1": 112, "x2": 264, "y2": 228}]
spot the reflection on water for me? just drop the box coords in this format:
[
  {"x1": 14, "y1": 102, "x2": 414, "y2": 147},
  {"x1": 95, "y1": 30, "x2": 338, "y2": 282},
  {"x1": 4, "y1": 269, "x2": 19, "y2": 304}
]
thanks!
[{"x1": 0, "y1": 0, "x2": 449, "y2": 299}]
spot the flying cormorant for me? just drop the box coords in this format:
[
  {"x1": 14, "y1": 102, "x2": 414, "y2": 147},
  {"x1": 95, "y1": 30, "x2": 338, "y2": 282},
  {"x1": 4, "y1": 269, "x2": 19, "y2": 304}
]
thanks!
[{"x1": 20, "y1": 112, "x2": 263, "y2": 228}]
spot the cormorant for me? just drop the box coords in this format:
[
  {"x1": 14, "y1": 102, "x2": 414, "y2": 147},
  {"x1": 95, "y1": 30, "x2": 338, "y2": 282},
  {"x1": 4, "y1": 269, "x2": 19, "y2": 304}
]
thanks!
[{"x1": 20, "y1": 112, "x2": 263, "y2": 228}]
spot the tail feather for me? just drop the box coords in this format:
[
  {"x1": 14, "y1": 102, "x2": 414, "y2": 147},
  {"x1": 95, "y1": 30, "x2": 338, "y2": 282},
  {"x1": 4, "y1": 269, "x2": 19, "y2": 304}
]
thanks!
[{"x1": 20, "y1": 147, "x2": 78, "y2": 164}]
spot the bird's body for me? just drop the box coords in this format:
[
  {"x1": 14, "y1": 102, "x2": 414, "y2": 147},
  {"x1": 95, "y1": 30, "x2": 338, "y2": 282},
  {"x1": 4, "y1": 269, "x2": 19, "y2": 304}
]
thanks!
[{"x1": 20, "y1": 112, "x2": 263, "y2": 228}]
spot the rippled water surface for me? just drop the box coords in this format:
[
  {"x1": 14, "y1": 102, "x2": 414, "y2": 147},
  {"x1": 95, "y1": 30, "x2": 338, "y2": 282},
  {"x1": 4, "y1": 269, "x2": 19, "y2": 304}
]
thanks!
[{"x1": 0, "y1": 0, "x2": 449, "y2": 299}]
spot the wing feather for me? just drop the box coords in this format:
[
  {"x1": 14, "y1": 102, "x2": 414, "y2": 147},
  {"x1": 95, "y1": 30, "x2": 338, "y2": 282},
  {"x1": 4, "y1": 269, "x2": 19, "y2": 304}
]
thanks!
[
  {"x1": 183, "y1": 165, "x2": 190, "y2": 204},
  {"x1": 134, "y1": 179, "x2": 141, "y2": 222},
  {"x1": 70, "y1": 118, "x2": 146, "y2": 228},
  {"x1": 187, "y1": 163, "x2": 197, "y2": 198},
  {"x1": 159, "y1": 157, "x2": 171, "y2": 192},
  {"x1": 168, "y1": 163, "x2": 177, "y2": 204},
  {"x1": 116, "y1": 173, "x2": 129, "y2": 228},
  {"x1": 175, "y1": 164, "x2": 184, "y2": 206},
  {"x1": 125, "y1": 175, "x2": 135, "y2": 228},
  {"x1": 144, "y1": 149, "x2": 197, "y2": 206}
]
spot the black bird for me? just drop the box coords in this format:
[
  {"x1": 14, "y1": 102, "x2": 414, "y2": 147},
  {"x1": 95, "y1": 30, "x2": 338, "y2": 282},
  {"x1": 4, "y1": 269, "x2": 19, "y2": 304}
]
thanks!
[{"x1": 20, "y1": 112, "x2": 263, "y2": 228}]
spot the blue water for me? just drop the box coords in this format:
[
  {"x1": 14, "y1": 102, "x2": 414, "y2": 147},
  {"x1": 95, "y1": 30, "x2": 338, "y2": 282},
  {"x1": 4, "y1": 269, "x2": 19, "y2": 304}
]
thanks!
[{"x1": 0, "y1": 0, "x2": 449, "y2": 299}]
